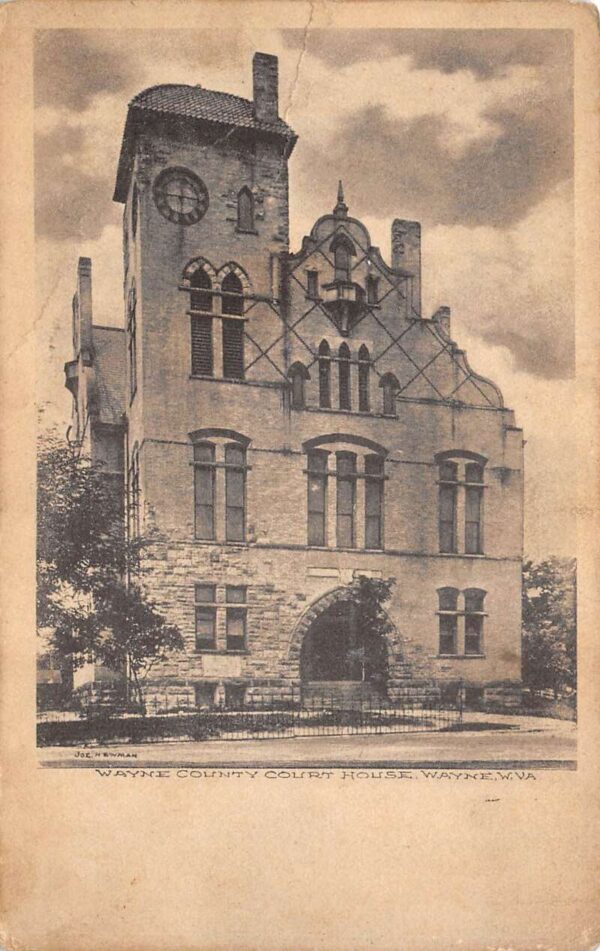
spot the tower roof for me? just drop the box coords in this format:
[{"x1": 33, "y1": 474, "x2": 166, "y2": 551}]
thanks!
[{"x1": 114, "y1": 83, "x2": 297, "y2": 203}]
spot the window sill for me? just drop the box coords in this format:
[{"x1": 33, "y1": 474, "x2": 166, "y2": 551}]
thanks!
[
  {"x1": 193, "y1": 538, "x2": 250, "y2": 547},
  {"x1": 436, "y1": 654, "x2": 486, "y2": 660},
  {"x1": 438, "y1": 552, "x2": 486, "y2": 559},
  {"x1": 194, "y1": 649, "x2": 250, "y2": 656},
  {"x1": 235, "y1": 227, "x2": 258, "y2": 235},
  {"x1": 307, "y1": 544, "x2": 385, "y2": 553}
]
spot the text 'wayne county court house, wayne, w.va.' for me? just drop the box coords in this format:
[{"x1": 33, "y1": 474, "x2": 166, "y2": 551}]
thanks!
[{"x1": 64, "y1": 52, "x2": 524, "y2": 710}]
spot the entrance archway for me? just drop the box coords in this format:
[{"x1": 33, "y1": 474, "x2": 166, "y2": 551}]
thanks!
[{"x1": 299, "y1": 598, "x2": 387, "y2": 685}]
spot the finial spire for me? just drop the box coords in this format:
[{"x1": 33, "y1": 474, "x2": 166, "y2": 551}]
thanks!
[{"x1": 334, "y1": 180, "x2": 348, "y2": 218}]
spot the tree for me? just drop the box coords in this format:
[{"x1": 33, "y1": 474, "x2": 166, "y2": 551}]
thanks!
[
  {"x1": 37, "y1": 428, "x2": 183, "y2": 709},
  {"x1": 522, "y1": 557, "x2": 576, "y2": 698},
  {"x1": 345, "y1": 575, "x2": 395, "y2": 683}
]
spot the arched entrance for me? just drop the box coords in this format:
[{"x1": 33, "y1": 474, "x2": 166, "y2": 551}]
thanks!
[{"x1": 299, "y1": 598, "x2": 388, "y2": 686}]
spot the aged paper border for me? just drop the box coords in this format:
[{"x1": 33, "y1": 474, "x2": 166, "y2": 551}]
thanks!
[{"x1": 1, "y1": 2, "x2": 598, "y2": 949}]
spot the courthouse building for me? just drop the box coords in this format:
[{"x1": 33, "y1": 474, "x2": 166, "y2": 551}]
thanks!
[{"x1": 65, "y1": 53, "x2": 524, "y2": 707}]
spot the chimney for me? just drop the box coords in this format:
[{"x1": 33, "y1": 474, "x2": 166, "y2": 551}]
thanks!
[
  {"x1": 76, "y1": 256, "x2": 93, "y2": 360},
  {"x1": 253, "y1": 52, "x2": 279, "y2": 123},
  {"x1": 391, "y1": 219, "x2": 421, "y2": 317}
]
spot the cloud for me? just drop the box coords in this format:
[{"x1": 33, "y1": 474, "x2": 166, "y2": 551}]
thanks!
[
  {"x1": 292, "y1": 85, "x2": 571, "y2": 231},
  {"x1": 423, "y1": 181, "x2": 574, "y2": 380},
  {"x1": 281, "y1": 28, "x2": 572, "y2": 80},
  {"x1": 35, "y1": 31, "x2": 137, "y2": 110}
]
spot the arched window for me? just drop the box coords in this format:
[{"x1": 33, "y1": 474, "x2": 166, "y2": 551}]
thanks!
[
  {"x1": 221, "y1": 271, "x2": 244, "y2": 316},
  {"x1": 330, "y1": 235, "x2": 355, "y2": 282},
  {"x1": 237, "y1": 187, "x2": 254, "y2": 232},
  {"x1": 438, "y1": 460, "x2": 458, "y2": 554},
  {"x1": 437, "y1": 588, "x2": 459, "y2": 655},
  {"x1": 464, "y1": 589, "x2": 486, "y2": 655},
  {"x1": 364, "y1": 454, "x2": 384, "y2": 549},
  {"x1": 193, "y1": 443, "x2": 216, "y2": 540},
  {"x1": 358, "y1": 345, "x2": 370, "y2": 412},
  {"x1": 224, "y1": 443, "x2": 246, "y2": 541},
  {"x1": 338, "y1": 343, "x2": 351, "y2": 410},
  {"x1": 190, "y1": 267, "x2": 212, "y2": 313},
  {"x1": 465, "y1": 463, "x2": 484, "y2": 555},
  {"x1": 289, "y1": 363, "x2": 309, "y2": 410},
  {"x1": 380, "y1": 373, "x2": 398, "y2": 416},
  {"x1": 307, "y1": 450, "x2": 329, "y2": 547},
  {"x1": 336, "y1": 451, "x2": 357, "y2": 548},
  {"x1": 318, "y1": 340, "x2": 331, "y2": 409},
  {"x1": 436, "y1": 454, "x2": 486, "y2": 555},
  {"x1": 366, "y1": 275, "x2": 379, "y2": 305}
]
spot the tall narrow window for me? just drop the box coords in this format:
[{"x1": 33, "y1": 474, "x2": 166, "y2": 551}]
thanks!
[
  {"x1": 128, "y1": 446, "x2": 140, "y2": 539},
  {"x1": 438, "y1": 588, "x2": 459, "y2": 655},
  {"x1": 318, "y1": 341, "x2": 331, "y2": 409},
  {"x1": 464, "y1": 589, "x2": 485, "y2": 654},
  {"x1": 222, "y1": 318, "x2": 245, "y2": 380},
  {"x1": 366, "y1": 275, "x2": 379, "y2": 305},
  {"x1": 195, "y1": 584, "x2": 217, "y2": 650},
  {"x1": 358, "y1": 345, "x2": 370, "y2": 412},
  {"x1": 221, "y1": 272, "x2": 244, "y2": 316},
  {"x1": 336, "y1": 452, "x2": 356, "y2": 548},
  {"x1": 191, "y1": 316, "x2": 213, "y2": 376},
  {"x1": 381, "y1": 374, "x2": 398, "y2": 416},
  {"x1": 289, "y1": 363, "x2": 308, "y2": 410},
  {"x1": 306, "y1": 270, "x2": 319, "y2": 299},
  {"x1": 225, "y1": 444, "x2": 246, "y2": 542},
  {"x1": 338, "y1": 343, "x2": 351, "y2": 410},
  {"x1": 465, "y1": 463, "x2": 484, "y2": 555},
  {"x1": 439, "y1": 461, "x2": 458, "y2": 554},
  {"x1": 131, "y1": 183, "x2": 138, "y2": 239},
  {"x1": 365, "y1": 454, "x2": 384, "y2": 549},
  {"x1": 127, "y1": 287, "x2": 137, "y2": 400},
  {"x1": 194, "y1": 443, "x2": 216, "y2": 540},
  {"x1": 225, "y1": 586, "x2": 247, "y2": 651},
  {"x1": 190, "y1": 267, "x2": 212, "y2": 312},
  {"x1": 307, "y1": 450, "x2": 328, "y2": 546},
  {"x1": 237, "y1": 187, "x2": 254, "y2": 232},
  {"x1": 331, "y1": 236, "x2": 354, "y2": 282}
]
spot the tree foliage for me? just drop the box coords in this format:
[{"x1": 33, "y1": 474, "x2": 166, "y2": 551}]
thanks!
[
  {"x1": 522, "y1": 557, "x2": 576, "y2": 697},
  {"x1": 37, "y1": 429, "x2": 183, "y2": 705},
  {"x1": 345, "y1": 575, "x2": 395, "y2": 683}
]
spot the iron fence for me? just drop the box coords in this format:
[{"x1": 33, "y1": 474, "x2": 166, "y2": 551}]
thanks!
[{"x1": 37, "y1": 684, "x2": 462, "y2": 745}]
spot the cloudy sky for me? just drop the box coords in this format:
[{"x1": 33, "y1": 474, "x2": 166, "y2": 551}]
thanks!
[{"x1": 35, "y1": 28, "x2": 575, "y2": 558}]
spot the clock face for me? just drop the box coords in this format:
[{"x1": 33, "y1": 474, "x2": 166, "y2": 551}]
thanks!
[{"x1": 153, "y1": 168, "x2": 209, "y2": 225}]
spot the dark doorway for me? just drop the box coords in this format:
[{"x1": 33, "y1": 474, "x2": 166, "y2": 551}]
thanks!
[{"x1": 300, "y1": 600, "x2": 387, "y2": 683}]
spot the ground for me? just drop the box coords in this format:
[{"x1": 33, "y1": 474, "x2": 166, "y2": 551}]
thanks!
[{"x1": 40, "y1": 712, "x2": 576, "y2": 770}]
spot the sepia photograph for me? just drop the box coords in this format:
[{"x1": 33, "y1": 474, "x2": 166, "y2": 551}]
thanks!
[
  {"x1": 1, "y1": 3, "x2": 598, "y2": 950},
  {"x1": 34, "y1": 25, "x2": 579, "y2": 771}
]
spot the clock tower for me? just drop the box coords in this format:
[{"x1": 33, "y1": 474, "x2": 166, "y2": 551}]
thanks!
[{"x1": 113, "y1": 51, "x2": 296, "y2": 527}]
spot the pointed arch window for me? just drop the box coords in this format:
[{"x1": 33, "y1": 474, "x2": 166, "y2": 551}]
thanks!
[
  {"x1": 380, "y1": 373, "x2": 398, "y2": 416},
  {"x1": 318, "y1": 340, "x2": 331, "y2": 409},
  {"x1": 338, "y1": 343, "x2": 351, "y2": 410},
  {"x1": 358, "y1": 345, "x2": 370, "y2": 412},
  {"x1": 237, "y1": 187, "x2": 255, "y2": 233},
  {"x1": 190, "y1": 267, "x2": 212, "y2": 313},
  {"x1": 221, "y1": 271, "x2": 244, "y2": 316}
]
